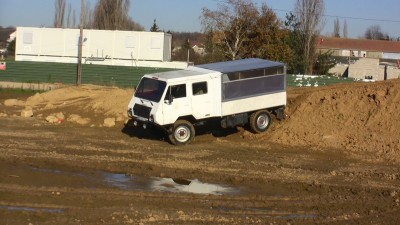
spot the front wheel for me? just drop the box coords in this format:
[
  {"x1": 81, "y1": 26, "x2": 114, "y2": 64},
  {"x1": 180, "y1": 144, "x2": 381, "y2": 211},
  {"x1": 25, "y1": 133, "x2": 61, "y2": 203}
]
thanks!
[
  {"x1": 249, "y1": 110, "x2": 272, "y2": 133},
  {"x1": 168, "y1": 120, "x2": 195, "y2": 145}
]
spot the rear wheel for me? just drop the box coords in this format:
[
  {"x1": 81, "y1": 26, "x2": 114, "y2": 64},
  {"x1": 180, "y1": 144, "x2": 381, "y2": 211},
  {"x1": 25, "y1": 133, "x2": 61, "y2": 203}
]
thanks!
[
  {"x1": 168, "y1": 120, "x2": 195, "y2": 145},
  {"x1": 249, "y1": 110, "x2": 272, "y2": 133}
]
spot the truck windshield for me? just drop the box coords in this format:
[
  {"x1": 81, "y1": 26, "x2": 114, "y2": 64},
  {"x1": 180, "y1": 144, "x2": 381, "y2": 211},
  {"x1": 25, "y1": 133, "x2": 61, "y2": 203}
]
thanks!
[{"x1": 135, "y1": 77, "x2": 167, "y2": 102}]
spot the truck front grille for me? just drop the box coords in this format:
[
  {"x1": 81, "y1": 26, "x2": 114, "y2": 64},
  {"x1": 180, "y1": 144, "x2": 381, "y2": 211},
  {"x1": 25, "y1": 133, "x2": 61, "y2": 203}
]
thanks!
[{"x1": 133, "y1": 104, "x2": 151, "y2": 119}]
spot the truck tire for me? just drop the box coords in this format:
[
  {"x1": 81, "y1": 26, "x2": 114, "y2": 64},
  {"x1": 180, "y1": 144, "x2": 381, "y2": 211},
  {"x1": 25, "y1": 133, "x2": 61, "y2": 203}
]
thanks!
[
  {"x1": 249, "y1": 110, "x2": 272, "y2": 133},
  {"x1": 168, "y1": 120, "x2": 195, "y2": 145}
]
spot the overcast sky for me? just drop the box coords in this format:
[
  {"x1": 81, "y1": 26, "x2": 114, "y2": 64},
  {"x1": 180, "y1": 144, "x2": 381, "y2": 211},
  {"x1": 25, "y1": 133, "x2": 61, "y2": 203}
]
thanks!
[{"x1": 1, "y1": 0, "x2": 399, "y2": 39}]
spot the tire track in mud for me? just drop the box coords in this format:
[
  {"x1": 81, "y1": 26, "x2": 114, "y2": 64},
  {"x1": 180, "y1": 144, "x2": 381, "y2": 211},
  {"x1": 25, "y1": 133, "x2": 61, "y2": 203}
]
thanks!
[
  {"x1": 1, "y1": 115, "x2": 400, "y2": 224},
  {"x1": 1, "y1": 161, "x2": 320, "y2": 224}
]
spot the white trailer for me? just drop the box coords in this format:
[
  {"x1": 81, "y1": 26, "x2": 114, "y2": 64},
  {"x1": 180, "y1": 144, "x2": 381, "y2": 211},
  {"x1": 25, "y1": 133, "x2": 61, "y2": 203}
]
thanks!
[
  {"x1": 127, "y1": 58, "x2": 287, "y2": 145},
  {"x1": 15, "y1": 27, "x2": 183, "y2": 68}
]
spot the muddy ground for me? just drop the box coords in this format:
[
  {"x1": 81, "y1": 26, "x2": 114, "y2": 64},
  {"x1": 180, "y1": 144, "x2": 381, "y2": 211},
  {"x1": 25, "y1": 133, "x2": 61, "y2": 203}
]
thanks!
[{"x1": 1, "y1": 82, "x2": 400, "y2": 225}]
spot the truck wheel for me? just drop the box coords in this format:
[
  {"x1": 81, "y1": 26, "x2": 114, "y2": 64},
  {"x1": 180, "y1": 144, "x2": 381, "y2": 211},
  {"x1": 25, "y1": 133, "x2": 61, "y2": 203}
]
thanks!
[
  {"x1": 168, "y1": 120, "x2": 195, "y2": 145},
  {"x1": 249, "y1": 110, "x2": 272, "y2": 133}
]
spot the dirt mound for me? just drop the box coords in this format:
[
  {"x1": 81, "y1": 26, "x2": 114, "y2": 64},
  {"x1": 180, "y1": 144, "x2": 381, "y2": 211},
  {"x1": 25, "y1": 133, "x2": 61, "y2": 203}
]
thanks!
[
  {"x1": 20, "y1": 80, "x2": 400, "y2": 161},
  {"x1": 25, "y1": 85, "x2": 134, "y2": 123},
  {"x1": 268, "y1": 79, "x2": 400, "y2": 162}
]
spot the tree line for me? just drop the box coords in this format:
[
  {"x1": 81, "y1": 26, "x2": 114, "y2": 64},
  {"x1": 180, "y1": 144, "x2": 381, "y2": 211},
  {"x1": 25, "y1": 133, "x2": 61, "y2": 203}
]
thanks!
[
  {"x1": 54, "y1": 0, "x2": 144, "y2": 30},
  {"x1": 200, "y1": 0, "x2": 326, "y2": 74},
  {"x1": 51, "y1": 0, "x2": 395, "y2": 75}
]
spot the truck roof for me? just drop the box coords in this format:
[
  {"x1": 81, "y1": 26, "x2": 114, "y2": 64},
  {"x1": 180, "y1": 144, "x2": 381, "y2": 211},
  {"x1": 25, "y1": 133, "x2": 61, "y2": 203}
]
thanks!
[
  {"x1": 144, "y1": 58, "x2": 285, "y2": 82},
  {"x1": 145, "y1": 66, "x2": 218, "y2": 81},
  {"x1": 196, "y1": 58, "x2": 285, "y2": 73}
]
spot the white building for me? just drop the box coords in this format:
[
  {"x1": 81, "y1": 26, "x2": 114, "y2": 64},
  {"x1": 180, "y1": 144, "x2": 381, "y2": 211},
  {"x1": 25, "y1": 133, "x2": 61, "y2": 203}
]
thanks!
[{"x1": 15, "y1": 27, "x2": 188, "y2": 69}]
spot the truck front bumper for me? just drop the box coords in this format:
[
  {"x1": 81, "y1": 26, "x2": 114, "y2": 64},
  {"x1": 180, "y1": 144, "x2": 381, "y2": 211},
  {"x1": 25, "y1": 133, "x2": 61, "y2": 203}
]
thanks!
[{"x1": 127, "y1": 110, "x2": 168, "y2": 133}]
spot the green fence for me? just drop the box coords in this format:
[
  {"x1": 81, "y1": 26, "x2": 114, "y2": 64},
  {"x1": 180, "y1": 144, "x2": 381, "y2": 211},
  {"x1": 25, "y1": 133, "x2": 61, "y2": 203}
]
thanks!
[
  {"x1": 0, "y1": 61, "x2": 174, "y2": 88},
  {"x1": 0, "y1": 61, "x2": 357, "y2": 88}
]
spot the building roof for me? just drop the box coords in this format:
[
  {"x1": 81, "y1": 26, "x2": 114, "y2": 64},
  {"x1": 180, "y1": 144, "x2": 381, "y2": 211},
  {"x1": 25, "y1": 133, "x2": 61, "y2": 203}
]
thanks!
[
  {"x1": 190, "y1": 41, "x2": 204, "y2": 48},
  {"x1": 317, "y1": 37, "x2": 400, "y2": 53},
  {"x1": 197, "y1": 58, "x2": 285, "y2": 73}
]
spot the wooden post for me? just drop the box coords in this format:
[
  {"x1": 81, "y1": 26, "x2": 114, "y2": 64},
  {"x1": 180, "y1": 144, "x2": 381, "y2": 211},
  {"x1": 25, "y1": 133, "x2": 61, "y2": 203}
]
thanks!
[{"x1": 77, "y1": 0, "x2": 84, "y2": 85}]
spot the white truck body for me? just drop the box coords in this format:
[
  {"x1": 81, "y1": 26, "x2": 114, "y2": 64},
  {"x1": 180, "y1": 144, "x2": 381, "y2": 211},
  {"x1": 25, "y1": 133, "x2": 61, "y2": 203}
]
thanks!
[{"x1": 127, "y1": 58, "x2": 287, "y2": 145}]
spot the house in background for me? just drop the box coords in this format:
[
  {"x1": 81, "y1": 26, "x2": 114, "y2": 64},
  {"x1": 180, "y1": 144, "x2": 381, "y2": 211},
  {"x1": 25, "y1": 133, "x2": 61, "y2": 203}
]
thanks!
[
  {"x1": 317, "y1": 37, "x2": 400, "y2": 60},
  {"x1": 190, "y1": 41, "x2": 206, "y2": 55},
  {"x1": 7, "y1": 31, "x2": 16, "y2": 43},
  {"x1": 317, "y1": 37, "x2": 400, "y2": 80},
  {"x1": 172, "y1": 41, "x2": 206, "y2": 56}
]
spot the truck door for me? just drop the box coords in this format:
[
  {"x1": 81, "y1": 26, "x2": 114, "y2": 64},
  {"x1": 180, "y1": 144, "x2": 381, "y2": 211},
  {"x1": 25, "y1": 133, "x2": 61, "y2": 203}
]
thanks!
[
  {"x1": 162, "y1": 83, "x2": 191, "y2": 124},
  {"x1": 191, "y1": 81, "x2": 213, "y2": 119}
]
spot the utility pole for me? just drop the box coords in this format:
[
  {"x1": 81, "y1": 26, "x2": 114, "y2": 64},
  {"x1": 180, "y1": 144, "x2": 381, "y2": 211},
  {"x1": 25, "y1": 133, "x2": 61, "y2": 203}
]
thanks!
[
  {"x1": 187, "y1": 39, "x2": 190, "y2": 63},
  {"x1": 77, "y1": 0, "x2": 84, "y2": 85}
]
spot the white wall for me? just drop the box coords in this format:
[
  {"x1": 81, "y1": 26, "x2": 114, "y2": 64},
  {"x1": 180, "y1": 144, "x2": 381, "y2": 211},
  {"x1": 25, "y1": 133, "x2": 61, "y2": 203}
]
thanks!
[
  {"x1": 383, "y1": 53, "x2": 400, "y2": 60},
  {"x1": 15, "y1": 27, "x2": 175, "y2": 66}
]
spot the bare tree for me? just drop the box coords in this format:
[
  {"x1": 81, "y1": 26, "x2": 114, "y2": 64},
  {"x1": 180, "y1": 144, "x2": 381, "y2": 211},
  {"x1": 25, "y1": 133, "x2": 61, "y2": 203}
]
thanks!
[
  {"x1": 93, "y1": 0, "x2": 133, "y2": 30},
  {"x1": 83, "y1": 1, "x2": 93, "y2": 28},
  {"x1": 364, "y1": 25, "x2": 387, "y2": 40},
  {"x1": 333, "y1": 18, "x2": 340, "y2": 37},
  {"x1": 126, "y1": 19, "x2": 145, "y2": 31},
  {"x1": 54, "y1": 0, "x2": 66, "y2": 28},
  {"x1": 201, "y1": 0, "x2": 259, "y2": 60},
  {"x1": 72, "y1": 9, "x2": 76, "y2": 28},
  {"x1": 343, "y1": 19, "x2": 348, "y2": 38},
  {"x1": 294, "y1": 0, "x2": 325, "y2": 74},
  {"x1": 66, "y1": 3, "x2": 72, "y2": 28}
]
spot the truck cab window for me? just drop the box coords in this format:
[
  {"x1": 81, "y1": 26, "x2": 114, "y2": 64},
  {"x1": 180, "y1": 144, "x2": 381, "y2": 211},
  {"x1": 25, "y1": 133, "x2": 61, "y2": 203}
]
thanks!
[
  {"x1": 192, "y1": 82, "x2": 207, "y2": 96},
  {"x1": 166, "y1": 84, "x2": 186, "y2": 99}
]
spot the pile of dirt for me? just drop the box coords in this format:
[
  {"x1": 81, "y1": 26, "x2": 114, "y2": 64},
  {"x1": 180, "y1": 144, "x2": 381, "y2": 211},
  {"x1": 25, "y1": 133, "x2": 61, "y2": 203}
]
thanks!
[
  {"x1": 24, "y1": 84, "x2": 134, "y2": 124},
  {"x1": 11, "y1": 80, "x2": 400, "y2": 161},
  {"x1": 268, "y1": 79, "x2": 400, "y2": 162}
]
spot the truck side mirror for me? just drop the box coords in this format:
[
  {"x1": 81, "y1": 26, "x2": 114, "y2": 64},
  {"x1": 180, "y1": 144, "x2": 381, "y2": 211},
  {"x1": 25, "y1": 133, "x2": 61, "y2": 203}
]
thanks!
[{"x1": 165, "y1": 93, "x2": 173, "y2": 104}]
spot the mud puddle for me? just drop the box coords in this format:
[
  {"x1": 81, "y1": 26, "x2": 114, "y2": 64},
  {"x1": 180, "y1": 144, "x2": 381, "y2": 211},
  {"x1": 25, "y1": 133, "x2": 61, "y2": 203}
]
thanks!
[
  {"x1": 104, "y1": 173, "x2": 239, "y2": 195},
  {"x1": 26, "y1": 166, "x2": 239, "y2": 195},
  {"x1": 0, "y1": 206, "x2": 64, "y2": 213}
]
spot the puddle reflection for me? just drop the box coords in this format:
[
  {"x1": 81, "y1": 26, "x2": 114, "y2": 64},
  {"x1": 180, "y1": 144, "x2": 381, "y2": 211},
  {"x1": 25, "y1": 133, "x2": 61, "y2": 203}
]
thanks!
[
  {"x1": 0, "y1": 205, "x2": 64, "y2": 213},
  {"x1": 103, "y1": 173, "x2": 238, "y2": 195},
  {"x1": 27, "y1": 166, "x2": 239, "y2": 195}
]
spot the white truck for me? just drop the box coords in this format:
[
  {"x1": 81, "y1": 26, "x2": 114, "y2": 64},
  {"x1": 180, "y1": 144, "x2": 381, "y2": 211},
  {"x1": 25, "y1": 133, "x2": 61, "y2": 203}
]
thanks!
[{"x1": 127, "y1": 58, "x2": 286, "y2": 145}]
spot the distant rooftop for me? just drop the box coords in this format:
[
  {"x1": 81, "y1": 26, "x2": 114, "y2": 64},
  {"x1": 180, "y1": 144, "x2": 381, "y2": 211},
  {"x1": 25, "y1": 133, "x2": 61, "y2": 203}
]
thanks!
[{"x1": 318, "y1": 37, "x2": 400, "y2": 53}]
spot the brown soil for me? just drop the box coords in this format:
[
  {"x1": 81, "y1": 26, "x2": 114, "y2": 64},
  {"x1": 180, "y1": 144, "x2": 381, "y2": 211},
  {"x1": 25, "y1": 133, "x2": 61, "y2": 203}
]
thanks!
[{"x1": 1, "y1": 81, "x2": 400, "y2": 224}]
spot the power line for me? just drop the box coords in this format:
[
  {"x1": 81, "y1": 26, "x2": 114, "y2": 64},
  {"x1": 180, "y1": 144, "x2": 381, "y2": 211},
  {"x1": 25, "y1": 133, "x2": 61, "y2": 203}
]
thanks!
[
  {"x1": 211, "y1": 0, "x2": 400, "y2": 23},
  {"x1": 272, "y1": 8, "x2": 400, "y2": 23}
]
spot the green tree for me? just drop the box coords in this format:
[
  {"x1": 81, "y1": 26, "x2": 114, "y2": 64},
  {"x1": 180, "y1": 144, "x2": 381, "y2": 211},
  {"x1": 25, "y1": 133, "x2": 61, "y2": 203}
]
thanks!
[
  {"x1": 284, "y1": 12, "x2": 304, "y2": 74},
  {"x1": 246, "y1": 4, "x2": 292, "y2": 62},
  {"x1": 7, "y1": 39, "x2": 16, "y2": 54},
  {"x1": 150, "y1": 19, "x2": 160, "y2": 32},
  {"x1": 201, "y1": 0, "x2": 291, "y2": 62},
  {"x1": 202, "y1": 29, "x2": 225, "y2": 63},
  {"x1": 313, "y1": 50, "x2": 336, "y2": 75}
]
